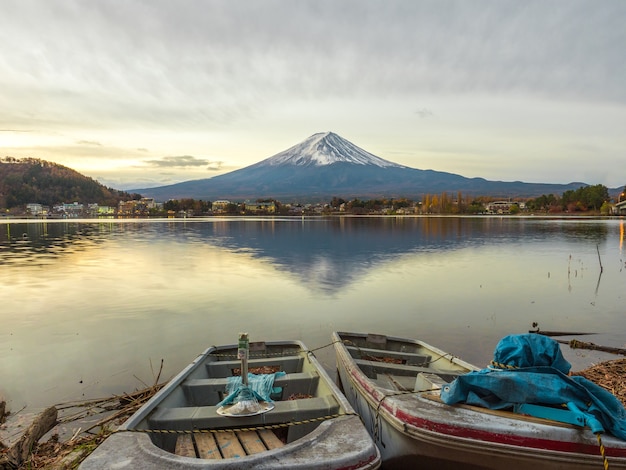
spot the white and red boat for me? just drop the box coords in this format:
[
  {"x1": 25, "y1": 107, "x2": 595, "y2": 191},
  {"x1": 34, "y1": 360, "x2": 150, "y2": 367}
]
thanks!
[{"x1": 332, "y1": 331, "x2": 626, "y2": 469}]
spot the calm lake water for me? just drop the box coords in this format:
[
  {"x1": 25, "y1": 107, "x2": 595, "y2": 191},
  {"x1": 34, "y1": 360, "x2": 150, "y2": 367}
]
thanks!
[{"x1": 1, "y1": 216, "x2": 625, "y2": 411}]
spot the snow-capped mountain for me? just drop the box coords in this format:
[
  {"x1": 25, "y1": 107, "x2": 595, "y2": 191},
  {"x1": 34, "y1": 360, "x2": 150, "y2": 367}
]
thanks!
[
  {"x1": 256, "y1": 132, "x2": 406, "y2": 168},
  {"x1": 134, "y1": 132, "x2": 588, "y2": 202}
]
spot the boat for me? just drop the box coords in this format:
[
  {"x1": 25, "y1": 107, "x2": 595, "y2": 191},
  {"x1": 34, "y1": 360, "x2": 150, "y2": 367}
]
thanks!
[
  {"x1": 80, "y1": 337, "x2": 381, "y2": 469},
  {"x1": 332, "y1": 331, "x2": 626, "y2": 469}
]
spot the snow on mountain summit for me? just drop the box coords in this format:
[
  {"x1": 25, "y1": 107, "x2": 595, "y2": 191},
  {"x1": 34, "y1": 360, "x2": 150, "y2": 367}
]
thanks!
[{"x1": 258, "y1": 132, "x2": 407, "y2": 168}]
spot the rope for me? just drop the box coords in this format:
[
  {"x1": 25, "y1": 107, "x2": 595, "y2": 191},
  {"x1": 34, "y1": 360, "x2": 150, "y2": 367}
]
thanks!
[
  {"x1": 207, "y1": 349, "x2": 306, "y2": 359},
  {"x1": 489, "y1": 360, "x2": 520, "y2": 370},
  {"x1": 596, "y1": 433, "x2": 610, "y2": 470},
  {"x1": 204, "y1": 340, "x2": 342, "y2": 360},
  {"x1": 113, "y1": 412, "x2": 357, "y2": 435}
]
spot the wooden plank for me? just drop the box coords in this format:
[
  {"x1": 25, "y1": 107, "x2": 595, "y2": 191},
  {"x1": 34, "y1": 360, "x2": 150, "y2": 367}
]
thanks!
[
  {"x1": 422, "y1": 394, "x2": 578, "y2": 429},
  {"x1": 174, "y1": 434, "x2": 196, "y2": 458},
  {"x1": 195, "y1": 433, "x2": 221, "y2": 460},
  {"x1": 258, "y1": 429, "x2": 284, "y2": 450},
  {"x1": 215, "y1": 431, "x2": 246, "y2": 459},
  {"x1": 237, "y1": 430, "x2": 267, "y2": 455}
]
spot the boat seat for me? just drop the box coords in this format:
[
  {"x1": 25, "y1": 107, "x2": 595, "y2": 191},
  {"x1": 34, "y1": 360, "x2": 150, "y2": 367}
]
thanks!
[
  {"x1": 149, "y1": 395, "x2": 340, "y2": 431},
  {"x1": 345, "y1": 345, "x2": 432, "y2": 366},
  {"x1": 205, "y1": 355, "x2": 304, "y2": 377},
  {"x1": 182, "y1": 371, "x2": 320, "y2": 405},
  {"x1": 354, "y1": 358, "x2": 463, "y2": 382}
]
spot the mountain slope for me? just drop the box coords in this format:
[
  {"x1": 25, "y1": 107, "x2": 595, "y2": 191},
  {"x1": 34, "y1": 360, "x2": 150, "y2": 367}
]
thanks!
[
  {"x1": 256, "y1": 131, "x2": 406, "y2": 168},
  {"x1": 0, "y1": 157, "x2": 136, "y2": 208},
  {"x1": 133, "y1": 132, "x2": 590, "y2": 202}
]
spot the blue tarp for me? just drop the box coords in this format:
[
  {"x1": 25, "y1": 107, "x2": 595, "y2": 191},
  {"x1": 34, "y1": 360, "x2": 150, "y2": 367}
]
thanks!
[
  {"x1": 217, "y1": 372, "x2": 286, "y2": 406},
  {"x1": 440, "y1": 334, "x2": 626, "y2": 440}
]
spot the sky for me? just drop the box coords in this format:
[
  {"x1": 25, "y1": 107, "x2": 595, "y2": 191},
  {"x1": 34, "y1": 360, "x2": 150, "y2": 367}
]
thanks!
[{"x1": 1, "y1": 0, "x2": 625, "y2": 191}]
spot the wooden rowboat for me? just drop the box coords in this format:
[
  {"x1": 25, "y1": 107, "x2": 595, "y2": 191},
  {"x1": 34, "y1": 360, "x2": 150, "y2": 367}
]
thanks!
[
  {"x1": 80, "y1": 339, "x2": 380, "y2": 469},
  {"x1": 332, "y1": 331, "x2": 626, "y2": 469}
]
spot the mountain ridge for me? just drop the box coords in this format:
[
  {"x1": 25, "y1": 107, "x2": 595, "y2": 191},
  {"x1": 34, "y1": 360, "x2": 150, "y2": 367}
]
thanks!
[
  {"x1": 0, "y1": 157, "x2": 137, "y2": 209},
  {"x1": 132, "y1": 132, "x2": 596, "y2": 202}
]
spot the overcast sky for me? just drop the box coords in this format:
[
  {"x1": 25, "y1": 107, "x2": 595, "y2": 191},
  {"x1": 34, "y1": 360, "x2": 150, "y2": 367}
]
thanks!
[{"x1": 1, "y1": 0, "x2": 625, "y2": 191}]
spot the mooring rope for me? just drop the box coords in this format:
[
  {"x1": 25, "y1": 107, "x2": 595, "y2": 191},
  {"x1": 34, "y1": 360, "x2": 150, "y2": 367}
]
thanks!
[
  {"x1": 596, "y1": 433, "x2": 610, "y2": 470},
  {"x1": 113, "y1": 412, "x2": 357, "y2": 435}
]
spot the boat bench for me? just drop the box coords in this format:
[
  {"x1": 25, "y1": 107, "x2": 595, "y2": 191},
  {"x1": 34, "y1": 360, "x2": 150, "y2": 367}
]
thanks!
[
  {"x1": 354, "y1": 358, "x2": 463, "y2": 383},
  {"x1": 182, "y1": 371, "x2": 320, "y2": 405},
  {"x1": 205, "y1": 356, "x2": 304, "y2": 377},
  {"x1": 149, "y1": 395, "x2": 340, "y2": 431},
  {"x1": 346, "y1": 345, "x2": 432, "y2": 366},
  {"x1": 175, "y1": 428, "x2": 284, "y2": 460}
]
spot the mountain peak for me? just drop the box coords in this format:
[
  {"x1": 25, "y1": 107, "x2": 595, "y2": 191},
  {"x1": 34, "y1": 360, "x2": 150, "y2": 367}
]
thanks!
[{"x1": 256, "y1": 132, "x2": 407, "y2": 168}]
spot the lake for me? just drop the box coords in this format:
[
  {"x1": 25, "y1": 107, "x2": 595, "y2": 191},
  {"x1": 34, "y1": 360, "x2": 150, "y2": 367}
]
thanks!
[{"x1": 1, "y1": 216, "x2": 625, "y2": 411}]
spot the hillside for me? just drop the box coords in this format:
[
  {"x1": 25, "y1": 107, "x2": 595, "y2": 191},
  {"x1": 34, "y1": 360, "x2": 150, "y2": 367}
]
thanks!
[{"x1": 0, "y1": 157, "x2": 136, "y2": 209}]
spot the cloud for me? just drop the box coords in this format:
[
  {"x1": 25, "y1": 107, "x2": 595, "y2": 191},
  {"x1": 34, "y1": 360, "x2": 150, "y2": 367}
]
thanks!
[
  {"x1": 415, "y1": 108, "x2": 434, "y2": 119},
  {"x1": 2, "y1": 1, "x2": 625, "y2": 135},
  {"x1": 144, "y1": 155, "x2": 223, "y2": 171},
  {"x1": 1, "y1": 1, "x2": 625, "y2": 188},
  {"x1": 76, "y1": 140, "x2": 102, "y2": 146}
]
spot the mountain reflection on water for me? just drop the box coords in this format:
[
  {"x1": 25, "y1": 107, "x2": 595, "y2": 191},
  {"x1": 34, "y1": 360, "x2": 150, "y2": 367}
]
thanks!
[{"x1": 1, "y1": 216, "x2": 612, "y2": 293}]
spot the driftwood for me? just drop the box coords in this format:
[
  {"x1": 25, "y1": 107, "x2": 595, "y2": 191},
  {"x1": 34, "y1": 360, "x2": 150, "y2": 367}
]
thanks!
[
  {"x1": 528, "y1": 322, "x2": 595, "y2": 337},
  {"x1": 563, "y1": 339, "x2": 626, "y2": 356},
  {"x1": 23, "y1": 381, "x2": 166, "y2": 469},
  {"x1": 0, "y1": 406, "x2": 57, "y2": 469},
  {"x1": 529, "y1": 329, "x2": 594, "y2": 337},
  {"x1": 2, "y1": 360, "x2": 166, "y2": 469}
]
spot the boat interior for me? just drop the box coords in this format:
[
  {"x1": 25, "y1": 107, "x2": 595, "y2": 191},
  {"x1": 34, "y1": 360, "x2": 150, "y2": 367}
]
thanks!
[
  {"x1": 134, "y1": 342, "x2": 343, "y2": 460},
  {"x1": 338, "y1": 333, "x2": 472, "y2": 393}
]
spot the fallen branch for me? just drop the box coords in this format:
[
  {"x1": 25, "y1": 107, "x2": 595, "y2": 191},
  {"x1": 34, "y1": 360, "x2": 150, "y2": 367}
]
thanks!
[
  {"x1": 528, "y1": 322, "x2": 594, "y2": 337},
  {"x1": 0, "y1": 406, "x2": 57, "y2": 469},
  {"x1": 529, "y1": 329, "x2": 594, "y2": 337},
  {"x1": 564, "y1": 339, "x2": 626, "y2": 356},
  {"x1": 24, "y1": 381, "x2": 166, "y2": 469}
]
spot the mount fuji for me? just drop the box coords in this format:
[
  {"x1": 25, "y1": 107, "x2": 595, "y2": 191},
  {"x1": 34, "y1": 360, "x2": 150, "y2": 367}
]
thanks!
[{"x1": 134, "y1": 132, "x2": 586, "y2": 202}]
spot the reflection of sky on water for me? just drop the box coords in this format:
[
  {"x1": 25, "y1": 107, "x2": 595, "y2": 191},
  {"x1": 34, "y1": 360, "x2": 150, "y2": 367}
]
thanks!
[
  {"x1": 0, "y1": 217, "x2": 620, "y2": 296},
  {"x1": 1, "y1": 217, "x2": 624, "y2": 409}
]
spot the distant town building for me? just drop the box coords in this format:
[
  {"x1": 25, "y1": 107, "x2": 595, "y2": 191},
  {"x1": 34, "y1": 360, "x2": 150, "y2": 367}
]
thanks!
[
  {"x1": 212, "y1": 200, "x2": 231, "y2": 213},
  {"x1": 485, "y1": 201, "x2": 521, "y2": 214},
  {"x1": 244, "y1": 201, "x2": 276, "y2": 214},
  {"x1": 97, "y1": 205, "x2": 116, "y2": 215},
  {"x1": 26, "y1": 203, "x2": 44, "y2": 216}
]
